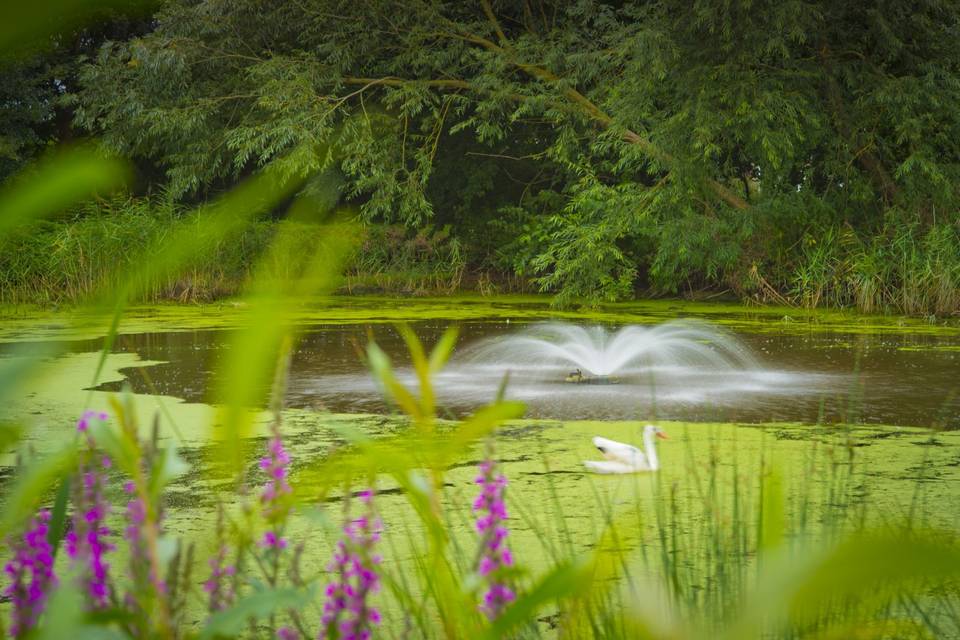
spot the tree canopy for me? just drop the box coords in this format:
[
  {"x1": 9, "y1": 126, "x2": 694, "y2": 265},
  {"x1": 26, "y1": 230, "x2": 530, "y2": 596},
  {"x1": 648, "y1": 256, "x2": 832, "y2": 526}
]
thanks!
[{"x1": 44, "y1": 0, "x2": 960, "y2": 302}]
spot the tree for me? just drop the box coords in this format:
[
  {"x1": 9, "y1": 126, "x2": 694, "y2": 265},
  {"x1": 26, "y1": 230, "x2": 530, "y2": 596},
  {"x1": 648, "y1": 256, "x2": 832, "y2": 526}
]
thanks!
[
  {"x1": 72, "y1": 0, "x2": 960, "y2": 302},
  {"x1": 0, "y1": 6, "x2": 153, "y2": 181}
]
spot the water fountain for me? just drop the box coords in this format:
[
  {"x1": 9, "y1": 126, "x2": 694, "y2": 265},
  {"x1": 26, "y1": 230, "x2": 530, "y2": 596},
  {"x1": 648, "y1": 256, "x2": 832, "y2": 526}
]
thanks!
[
  {"x1": 460, "y1": 321, "x2": 760, "y2": 384},
  {"x1": 300, "y1": 320, "x2": 835, "y2": 421}
]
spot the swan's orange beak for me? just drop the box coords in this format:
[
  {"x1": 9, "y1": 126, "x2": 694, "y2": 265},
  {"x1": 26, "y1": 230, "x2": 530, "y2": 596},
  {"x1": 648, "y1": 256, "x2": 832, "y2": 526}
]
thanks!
[{"x1": 655, "y1": 431, "x2": 668, "y2": 440}]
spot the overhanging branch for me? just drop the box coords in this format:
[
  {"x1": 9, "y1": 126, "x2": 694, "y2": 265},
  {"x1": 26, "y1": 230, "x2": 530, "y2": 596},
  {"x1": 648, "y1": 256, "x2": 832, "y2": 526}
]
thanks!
[
  {"x1": 342, "y1": 76, "x2": 472, "y2": 90},
  {"x1": 461, "y1": 7, "x2": 751, "y2": 210},
  {"x1": 343, "y1": 15, "x2": 752, "y2": 212}
]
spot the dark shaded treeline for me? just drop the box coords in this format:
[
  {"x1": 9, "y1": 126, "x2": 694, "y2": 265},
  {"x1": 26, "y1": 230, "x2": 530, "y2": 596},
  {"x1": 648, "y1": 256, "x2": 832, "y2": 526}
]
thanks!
[{"x1": 2, "y1": 0, "x2": 959, "y2": 311}]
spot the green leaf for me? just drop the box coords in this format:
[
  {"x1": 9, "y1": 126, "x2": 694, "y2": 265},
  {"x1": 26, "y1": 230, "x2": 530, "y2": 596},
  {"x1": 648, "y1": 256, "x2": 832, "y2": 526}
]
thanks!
[
  {"x1": 90, "y1": 416, "x2": 140, "y2": 478},
  {"x1": 105, "y1": 168, "x2": 302, "y2": 306},
  {"x1": 47, "y1": 476, "x2": 71, "y2": 556},
  {"x1": 0, "y1": 145, "x2": 129, "y2": 238},
  {"x1": 366, "y1": 341, "x2": 423, "y2": 420},
  {"x1": 723, "y1": 529, "x2": 960, "y2": 639},
  {"x1": 199, "y1": 587, "x2": 314, "y2": 639},
  {"x1": 484, "y1": 559, "x2": 587, "y2": 639},
  {"x1": 433, "y1": 401, "x2": 526, "y2": 467},
  {"x1": 428, "y1": 326, "x2": 460, "y2": 374},
  {"x1": 0, "y1": 446, "x2": 76, "y2": 538},
  {"x1": 398, "y1": 324, "x2": 434, "y2": 415},
  {"x1": 209, "y1": 217, "x2": 357, "y2": 480},
  {"x1": 35, "y1": 580, "x2": 84, "y2": 640},
  {"x1": 147, "y1": 445, "x2": 188, "y2": 501}
]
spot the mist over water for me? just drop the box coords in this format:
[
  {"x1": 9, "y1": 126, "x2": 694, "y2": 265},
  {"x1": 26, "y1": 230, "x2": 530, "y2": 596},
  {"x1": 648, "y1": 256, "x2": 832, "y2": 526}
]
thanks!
[
  {"x1": 460, "y1": 321, "x2": 759, "y2": 377},
  {"x1": 307, "y1": 321, "x2": 841, "y2": 421}
]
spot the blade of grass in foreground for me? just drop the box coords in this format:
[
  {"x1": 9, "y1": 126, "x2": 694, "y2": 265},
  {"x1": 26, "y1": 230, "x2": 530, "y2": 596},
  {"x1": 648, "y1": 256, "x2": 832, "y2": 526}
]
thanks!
[
  {"x1": 199, "y1": 586, "x2": 315, "y2": 640},
  {"x1": 209, "y1": 214, "x2": 359, "y2": 480},
  {"x1": 0, "y1": 145, "x2": 130, "y2": 238},
  {"x1": 484, "y1": 559, "x2": 587, "y2": 639},
  {"x1": 97, "y1": 166, "x2": 307, "y2": 308},
  {"x1": 0, "y1": 446, "x2": 77, "y2": 538},
  {"x1": 722, "y1": 529, "x2": 960, "y2": 639}
]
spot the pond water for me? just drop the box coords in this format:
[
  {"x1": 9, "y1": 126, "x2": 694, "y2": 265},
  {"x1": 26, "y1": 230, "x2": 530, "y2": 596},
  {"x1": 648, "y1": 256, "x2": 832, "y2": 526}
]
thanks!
[{"x1": 68, "y1": 317, "x2": 960, "y2": 428}]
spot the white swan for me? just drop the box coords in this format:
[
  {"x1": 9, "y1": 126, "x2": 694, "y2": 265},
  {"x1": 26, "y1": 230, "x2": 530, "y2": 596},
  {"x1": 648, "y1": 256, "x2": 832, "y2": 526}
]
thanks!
[{"x1": 584, "y1": 425, "x2": 667, "y2": 474}]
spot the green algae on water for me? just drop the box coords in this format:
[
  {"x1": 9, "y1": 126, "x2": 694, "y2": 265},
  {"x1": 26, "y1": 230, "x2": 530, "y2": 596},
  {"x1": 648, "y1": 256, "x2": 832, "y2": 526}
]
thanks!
[{"x1": 1, "y1": 295, "x2": 959, "y2": 344}]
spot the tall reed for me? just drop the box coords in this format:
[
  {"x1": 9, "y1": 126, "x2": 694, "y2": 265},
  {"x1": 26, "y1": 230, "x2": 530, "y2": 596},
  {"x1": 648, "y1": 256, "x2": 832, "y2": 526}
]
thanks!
[{"x1": 789, "y1": 222, "x2": 959, "y2": 315}]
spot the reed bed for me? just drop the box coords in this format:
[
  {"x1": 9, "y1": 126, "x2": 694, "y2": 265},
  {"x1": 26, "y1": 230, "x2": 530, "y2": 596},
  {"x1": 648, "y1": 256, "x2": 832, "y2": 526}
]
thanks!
[{"x1": 788, "y1": 222, "x2": 960, "y2": 316}]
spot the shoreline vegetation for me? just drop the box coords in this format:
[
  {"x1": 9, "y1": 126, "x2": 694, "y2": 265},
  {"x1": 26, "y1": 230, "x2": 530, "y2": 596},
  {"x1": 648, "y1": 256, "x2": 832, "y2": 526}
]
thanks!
[
  {"x1": 5, "y1": 1, "x2": 960, "y2": 317},
  {"x1": 1, "y1": 295, "x2": 959, "y2": 348},
  {"x1": 0, "y1": 196, "x2": 957, "y2": 316}
]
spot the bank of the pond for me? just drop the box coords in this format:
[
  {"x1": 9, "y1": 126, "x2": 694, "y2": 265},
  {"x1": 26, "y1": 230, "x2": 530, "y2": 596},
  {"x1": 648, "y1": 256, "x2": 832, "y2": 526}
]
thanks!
[
  {"x1": 2, "y1": 200, "x2": 957, "y2": 319},
  {"x1": 1, "y1": 295, "x2": 958, "y2": 346}
]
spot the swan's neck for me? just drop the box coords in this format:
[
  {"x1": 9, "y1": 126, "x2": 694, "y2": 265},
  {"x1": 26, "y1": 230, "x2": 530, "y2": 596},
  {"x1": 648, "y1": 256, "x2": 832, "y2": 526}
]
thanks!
[{"x1": 643, "y1": 430, "x2": 660, "y2": 470}]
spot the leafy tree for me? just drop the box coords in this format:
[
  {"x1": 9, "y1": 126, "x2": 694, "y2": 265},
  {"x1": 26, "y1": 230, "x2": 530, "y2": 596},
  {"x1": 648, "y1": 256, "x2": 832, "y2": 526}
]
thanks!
[
  {"x1": 0, "y1": 7, "x2": 153, "y2": 181},
  {"x1": 70, "y1": 0, "x2": 960, "y2": 303}
]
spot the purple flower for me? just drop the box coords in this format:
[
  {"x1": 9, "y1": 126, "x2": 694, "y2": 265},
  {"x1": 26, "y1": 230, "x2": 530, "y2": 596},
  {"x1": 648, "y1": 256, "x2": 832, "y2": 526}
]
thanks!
[
  {"x1": 261, "y1": 529, "x2": 288, "y2": 550},
  {"x1": 473, "y1": 456, "x2": 515, "y2": 619},
  {"x1": 75, "y1": 409, "x2": 109, "y2": 434},
  {"x1": 66, "y1": 469, "x2": 114, "y2": 608},
  {"x1": 67, "y1": 411, "x2": 114, "y2": 609},
  {"x1": 260, "y1": 420, "x2": 292, "y2": 551},
  {"x1": 4, "y1": 510, "x2": 57, "y2": 637},
  {"x1": 319, "y1": 489, "x2": 383, "y2": 639},
  {"x1": 277, "y1": 627, "x2": 297, "y2": 640}
]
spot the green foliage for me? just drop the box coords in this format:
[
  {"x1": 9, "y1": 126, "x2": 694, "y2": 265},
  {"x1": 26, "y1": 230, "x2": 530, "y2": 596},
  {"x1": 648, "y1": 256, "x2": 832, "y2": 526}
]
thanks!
[
  {"x1": 50, "y1": 0, "x2": 959, "y2": 310},
  {"x1": 0, "y1": 196, "x2": 479, "y2": 303},
  {"x1": 345, "y1": 224, "x2": 466, "y2": 295},
  {"x1": 1, "y1": 24, "x2": 959, "y2": 628},
  {"x1": 521, "y1": 178, "x2": 646, "y2": 306},
  {"x1": 0, "y1": 196, "x2": 278, "y2": 303},
  {"x1": 0, "y1": 145, "x2": 129, "y2": 238},
  {"x1": 199, "y1": 587, "x2": 315, "y2": 640},
  {"x1": 786, "y1": 220, "x2": 960, "y2": 315},
  {"x1": 0, "y1": 1, "x2": 152, "y2": 180}
]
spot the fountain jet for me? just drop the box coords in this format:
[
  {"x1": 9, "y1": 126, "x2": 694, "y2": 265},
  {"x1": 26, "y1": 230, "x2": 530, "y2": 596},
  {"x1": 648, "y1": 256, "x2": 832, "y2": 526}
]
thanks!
[{"x1": 462, "y1": 321, "x2": 758, "y2": 380}]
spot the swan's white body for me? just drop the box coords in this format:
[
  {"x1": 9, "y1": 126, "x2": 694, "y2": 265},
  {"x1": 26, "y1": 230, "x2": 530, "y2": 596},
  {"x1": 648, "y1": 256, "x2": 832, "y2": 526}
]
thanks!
[{"x1": 584, "y1": 425, "x2": 667, "y2": 474}]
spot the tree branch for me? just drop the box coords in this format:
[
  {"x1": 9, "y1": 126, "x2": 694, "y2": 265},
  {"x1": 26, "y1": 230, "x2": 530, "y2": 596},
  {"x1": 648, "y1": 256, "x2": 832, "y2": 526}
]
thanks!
[
  {"x1": 342, "y1": 76, "x2": 472, "y2": 90},
  {"x1": 443, "y1": 22, "x2": 751, "y2": 210},
  {"x1": 480, "y1": 0, "x2": 510, "y2": 47}
]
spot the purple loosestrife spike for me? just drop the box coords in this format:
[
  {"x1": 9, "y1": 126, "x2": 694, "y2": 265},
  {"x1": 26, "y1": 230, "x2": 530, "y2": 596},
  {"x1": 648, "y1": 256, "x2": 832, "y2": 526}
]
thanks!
[
  {"x1": 473, "y1": 452, "x2": 515, "y2": 619},
  {"x1": 260, "y1": 419, "x2": 292, "y2": 550},
  {"x1": 67, "y1": 411, "x2": 114, "y2": 609},
  {"x1": 319, "y1": 489, "x2": 383, "y2": 640},
  {"x1": 4, "y1": 510, "x2": 57, "y2": 637},
  {"x1": 75, "y1": 409, "x2": 108, "y2": 434},
  {"x1": 66, "y1": 470, "x2": 114, "y2": 608}
]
